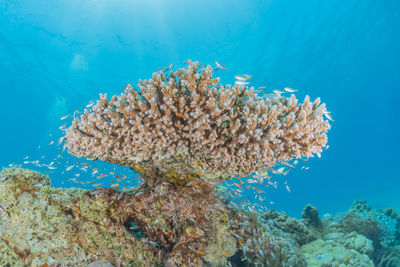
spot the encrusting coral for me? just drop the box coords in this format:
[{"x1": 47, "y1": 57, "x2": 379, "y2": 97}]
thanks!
[{"x1": 64, "y1": 60, "x2": 330, "y2": 186}]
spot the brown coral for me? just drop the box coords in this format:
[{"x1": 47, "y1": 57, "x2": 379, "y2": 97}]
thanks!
[{"x1": 64, "y1": 60, "x2": 330, "y2": 185}]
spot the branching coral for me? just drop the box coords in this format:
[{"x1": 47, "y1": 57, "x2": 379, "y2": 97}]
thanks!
[{"x1": 64, "y1": 60, "x2": 330, "y2": 186}]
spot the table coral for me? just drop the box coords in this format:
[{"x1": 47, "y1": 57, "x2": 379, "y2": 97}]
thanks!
[{"x1": 64, "y1": 60, "x2": 330, "y2": 186}]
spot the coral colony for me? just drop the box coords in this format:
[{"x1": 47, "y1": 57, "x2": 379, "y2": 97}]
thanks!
[
  {"x1": 65, "y1": 60, "x2": 330, "y2": 187},
  {"x1": 63, "y1": 60, "x2": 329, "y2": 265},
  {"x1": 3, "y1": 60, "x2": 368, "y2": 267}
]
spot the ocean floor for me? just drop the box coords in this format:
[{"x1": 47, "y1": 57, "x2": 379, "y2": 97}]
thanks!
[{"x1": 0, "y1": 167, "x2": 399, "y2": 266}]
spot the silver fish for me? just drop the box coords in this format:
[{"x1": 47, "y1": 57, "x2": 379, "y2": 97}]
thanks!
[
  {"x1": 324, "y1": 111, "x2": 334, "y2": 121},
  {"x1": 215, "y1": 61, "x2": 228, "y2": 70},
  {"x1": 155, "y1": 64, "x2": 172, "y2": 73},
  {"x1": 57, "y1": 137, "x2": 64, "y2": 146},
  {"x1": 235, "y1": 74, "x2": 252, "y2": 81},
  {"x1": 235, "y1": 80, "x2": 250, "y2": 86},
  {"x1": 60, "y1": 114, "x2": 70, "y2": 120},
  {"x1": 273, "y1": 89, "x2": 285, "y2": 94},
  {"x1": 86, "y1": 100, "x2": 95, "y2": 108},
  {"x1": 66, "y1": 165, "x2": 75, "y2": 171},
  {"x1": 263, "y1": 93, "x2": 279, "y2": 100},
  {"x1": 284, "y1": 87, "x2": 298, "y2": 93},
  {"x1": 255, "y1": 86, "x2": 266, "y2": 93}
]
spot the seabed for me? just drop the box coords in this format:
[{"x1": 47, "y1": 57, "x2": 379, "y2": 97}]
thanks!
[{"x1": 0, "y1": 167, "x2": 399, "y2": 266}]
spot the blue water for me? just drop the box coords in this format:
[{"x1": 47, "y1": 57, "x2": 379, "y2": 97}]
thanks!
[{"x1": 0, "y1": 0, "x2": 399, "y2": 217}]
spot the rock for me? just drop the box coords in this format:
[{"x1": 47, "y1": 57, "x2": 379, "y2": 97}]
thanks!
[
  {"x1": 301, "y1": 239, "x2": 374, "y2": 267},
  {"x1": 263, "y1": 209, "x2": 320, "y2": 246},
  {"x1": 340, "y1": 212, "x2": 382, "y2": 248},
  {"x1": 302, "y1": 204, "x2": 322, "y2": 229},
  {"x1": 88, "y1": 261, "x2": 114, "y2": 267}
]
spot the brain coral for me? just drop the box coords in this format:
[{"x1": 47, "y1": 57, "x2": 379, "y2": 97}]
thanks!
[{"x1": 65, "y1": 60, "x2": 330, "y2": 185}]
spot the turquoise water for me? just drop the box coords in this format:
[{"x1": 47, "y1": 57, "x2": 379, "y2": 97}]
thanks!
[{"x1": 0, "y1": 0, "x2": 399, "y2": 217}]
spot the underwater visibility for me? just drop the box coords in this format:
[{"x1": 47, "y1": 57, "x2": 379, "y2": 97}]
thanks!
[{"x1": 1, "y1": 0, "x2": 399, "y2": 266}]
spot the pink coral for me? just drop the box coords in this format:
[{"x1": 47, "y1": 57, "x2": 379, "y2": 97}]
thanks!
[{"x1": 64, "y1": 60, "x2": 330, "y2": 185}]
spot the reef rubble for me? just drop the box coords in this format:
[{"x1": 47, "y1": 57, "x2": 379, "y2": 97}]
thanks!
[{"x1": 0, "y1": 167, "x2": 399, "y2": 266}]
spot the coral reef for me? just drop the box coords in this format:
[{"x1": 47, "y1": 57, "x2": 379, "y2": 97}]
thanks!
[
  {"x1": 349, "y1": 200, "x2": 400, "y2": 247},
  {"x1": 301, "y1": 238, "x2": 374, "y2": 266},
  {"x1": 0, "y1": 168, "x2": 158, "y2": 266},
  {"x1": 64, "y1": 60, "x2": 330, "y2": 186},
  {"x1": 1, "y1": 168, "x2": 400, "y2": 266},
  {"x1": 261, "y1": 209, "x2": 320, "y2": 246}
]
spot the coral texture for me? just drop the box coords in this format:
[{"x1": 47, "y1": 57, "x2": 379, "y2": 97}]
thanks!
[
  {"x1": 4, "y1": 168, "x2": 398, "y2": 267},
  {"x1": 0, "y1": 167, "x2": 307, "y2": 266},
  {"x1": 64, "y1": 60, "x2": 330, "y2": 185}
]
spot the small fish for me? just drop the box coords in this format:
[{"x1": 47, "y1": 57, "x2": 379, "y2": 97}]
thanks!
[
  {"x1": 235, "y1": 74, "x2": 252, "y2": 81},
  {"x1": 255, "y1": 86, "x2": 266, "y2": 93},
  {"x1": 60, "y1": 114, "x2": 70, "y2": 120},
  {"x1": 239, "y1": 96, "x2": 252, "y2": 104},
  {"x1": 66, "y1": 165, "x2": 75, "y2": 171},
  {"x1": 23, "y1": 156, "x2": 29, "y2": 160},
  {"x1": 127, "y1": 202, "x2": 135, "y2": 206},
  {"x1": 86, "y1": 100, "x2": 95, "y2": 108},
  {"x1": 117, "y1": 192, "x2": 123, "y2": 201},
  {"x1": 263, "y1": 93, "x2": 279, "y2": 100},
  {"x1": 273, "y1": 89, "x2": 285, "y2": 94},
  {"x1": 93, "y1": 183, "x2": 104, "y2": 187},
  {"x1": 324, "y1": 111, "x2": 334, "y2": 121},
  {"x1": 48, "y1": 141, "x2": 54, "y2": 146},
  {"x1": 283, "y1": 169, "x2": 291, "y2": 176},
  {"x1": 284, "y1": 87, "x2": 298, "y2": 93},
  {"x1": 57, "y1": 137, "x2": 64, "y2": 146},
  {"x1": 0, "y1": 177, "x2": 7, "y2": 182},
  {"x1": 215, "y1": 61, "x2": 228, "y2": 70},
  {"x1": 236, "y1": 79, "x2": 250, "y2": 86},
  {"x1": 155, "y1": 64, "x2": 172, "y2": 73},
  {"x1": 111, "y1": 183, "x2": 119, "y2": 189},
  {"x1": 59, "y1": 123, "x2": 66, "y2": 130},
  {"x1": 34, "y1": 183, "x2": 43, "y2": 187}
]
